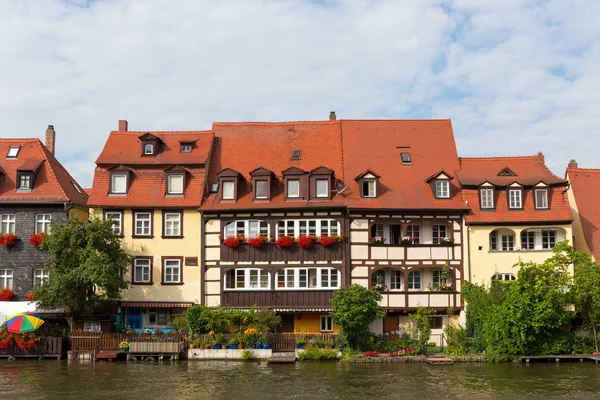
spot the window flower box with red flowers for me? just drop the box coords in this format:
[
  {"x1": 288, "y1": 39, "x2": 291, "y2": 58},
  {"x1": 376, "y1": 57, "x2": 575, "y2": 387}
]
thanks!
[
  {"x1": 247, "y1": 235, "x2": 269, "y2": 249},
  {"x1": 296, "y1": 235, "x2": 313, "y2": 249},
  {"x1": 275, "y1": 235, "x2": 294, "y2": 248},
  {"x1": 29, "y1": 232, "x2": 47, "y2": 250},
  {"x1": 318, "y1": 235, "x2": 337, "y2": 246},
  {"x1": 14, "y1": 332, "x2": 39, "y2": 350},
  {"x1": 0, "y1": 288, "x2": 14, "y2": 302},
  {"x1": 0, "y1": 233, "x2": 17, "y2": 248},
  {"x1": 223, "y1": 236, "x2": 242, "y2": 248}
]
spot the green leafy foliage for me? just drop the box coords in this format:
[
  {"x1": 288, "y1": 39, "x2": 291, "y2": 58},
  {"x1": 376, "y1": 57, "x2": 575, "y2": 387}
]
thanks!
[
  {"x1": 409, "y1": 307, "x2": 433, "y2": 354},
  {"x1": 444, "y1": 323, "x2": 467, "y2": 356},
  {"x1": 330, "y1": 284, "x2": 387, "y2": 350},
  {"x1": 185, "y1": 305, "x2": 281, "y2": 335},
  {"x1": 571, "y1": 249, "x2": 600, "y2": 353},
  {"x1": 32, "y1": 217, "x2": 130, "y2": 316},
  {"x1": 297, "y1": 348, "x2": 339, "y2": 361}
]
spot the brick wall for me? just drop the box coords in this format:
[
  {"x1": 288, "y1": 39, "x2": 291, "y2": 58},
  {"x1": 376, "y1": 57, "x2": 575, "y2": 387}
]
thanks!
[{"x1": 0, "y1": 205, "x2": 67, "y2": 300}]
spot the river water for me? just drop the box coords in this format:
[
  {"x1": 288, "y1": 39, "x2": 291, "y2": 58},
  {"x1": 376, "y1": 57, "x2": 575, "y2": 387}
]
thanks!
[{"x1": 0, "y1": 360, "x2": 599, "y2": 399}]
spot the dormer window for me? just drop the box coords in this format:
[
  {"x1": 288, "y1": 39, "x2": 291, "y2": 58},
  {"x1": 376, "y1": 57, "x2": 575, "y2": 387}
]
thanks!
[
  {"x1": 480, "y1": 188, "x2": 494, "y2": 209},
  {"x1": 535, "y1": 189, "x2": 548, "y2": 209},
  {"x1": 250, "y1": 167, "x2": 273, "y2": 201},
  {"x1": 435, "y1": 180, "x2": 450, "y2": 199},
  {"x1": 19, "y1": 173, "x2": 31, "y2": 190},
  {"x1": 287, "y1": 179, "x2": 300, "y2": 197},
  {"x1": 209, "y1": 183, "x2": 219, "y2": 193},
  {"x1": 111, "y1": 173, "x2": 128, "y2": 194},
  {"x1": 255, "y1": 180, "x2": 268, "y2": 199},
  {"x1": 282, "y1": 167, "x2": 306, "y2": 200},
  {"x1": 7, "y1": 147, "x2": 20, "y2": 159},
  {"x1": 180, "y1": 143, "x2": 192, "y2": 153},
  {"x1": 508, "y1": 188, "x2": 522, "y2": 209},
  {"x1": 316, "y1": 179, "x2": 328, "y2": 197},
  {"x1": 361, "y1": 180, "x2": 376, "y2": 198},
  {"x1": 167, "y1": 174, "x2": 184, "y2": 195},
  {"x1": 222, "y1": 181, "x2": 235, "y2": 199},
  {"x1": 144, "y1": 143, "x2": 154, "y2": 155}
]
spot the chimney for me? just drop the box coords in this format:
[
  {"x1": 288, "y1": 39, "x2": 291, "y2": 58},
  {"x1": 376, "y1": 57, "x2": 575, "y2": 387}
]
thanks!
[
  {"x1": 568, "y1": 159, "x2": 578, "y2": 168},
  {"x1": 45, "y1": 125, "x2": 55, "y2": 155},
  {"x1": 118, "y1": 120, "x2": 128, "y2": 132},
  {"x1": 329, "y1": 111, "x2": 336, "y2": 121},
  {"x1": 536, "y1": 151, "x2": 545, "y2": 165}
]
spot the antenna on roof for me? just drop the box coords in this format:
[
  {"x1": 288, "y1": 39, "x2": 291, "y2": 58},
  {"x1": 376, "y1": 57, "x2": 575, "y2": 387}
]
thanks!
[{"x1": 335, "y1": 179, "x2": 348, "y2": 195}]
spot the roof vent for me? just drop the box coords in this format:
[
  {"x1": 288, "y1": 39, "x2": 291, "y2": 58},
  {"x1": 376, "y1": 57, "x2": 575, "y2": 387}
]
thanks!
[
  {"x1": 329, "y1": 111, "x2": 336, "y2": 121},
  {"x1": 292, "y1": 149, "x2": 301, "y2": 158}
]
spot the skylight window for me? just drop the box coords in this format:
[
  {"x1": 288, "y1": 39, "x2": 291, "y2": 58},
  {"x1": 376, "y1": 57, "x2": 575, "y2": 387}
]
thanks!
[
  {"x1": 292, "y1": 149, "x2": 301, "y2": 158},
  {"x1": 401, "y1": 152, "x2": 411, "y2": 164},
  {"x1": 72, "y1": 182, "x2": 83, "y2": 195},
  {"x1": 7, "y1": 147, "x2": 20, "y2": 158}
]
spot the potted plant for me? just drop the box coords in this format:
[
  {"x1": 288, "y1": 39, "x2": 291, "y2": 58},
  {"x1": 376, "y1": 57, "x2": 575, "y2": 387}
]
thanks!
[
  {"x1": 247, "y1": 235, "x2": 268, "y2": 249},
  {"x1": 296, "y1": 235, "x2": 313, "y2": 249},
  {"x1": 369, "y1": 236, "x2": 386, "y2": 245},
  {"x1": 119, "y1": 341, "x2": 130, "y2": 352},
  {"x1": 29, "y1": 232, "x2": 47, "y2": 249},
  {"x1": 0, "y1": 330, "x2": 12, "y2": 349},
  {"x1": 275, "y1": 235, "x2": 294, "y2": 248},
  {"x1": 0, "y1": 233, "x2": 17, "y2": 248},
  {"x1": 0, "y1": 288, "x2": 14, "y2": 301},
  {"x1": 227, "y1": 337, "x2": 238, "y2": 349},
  {"x1": 400, "y1": 236, "x2": 413, "y2": 245},
  {"x1": 371, "y1": 275, "x2": 387, "y2": 292},
  {"x1": 318, "y1": 235, "x2": 336, "y2": 246},
  {"x1": 236, "y1": 333, "x2": 245, "y2": 349},
  {"x1": 213, "y1": 333, "x2": 224, "y2": 349},
  {"x1": 223, "y1": 236, "x2": 241, "y2": 248},
  {"x1": 296, "y1": 333, "x2": 308, "y2": 349},
  {"x1": 438, "y1": 237, "x2": 455, "y2": 245}
]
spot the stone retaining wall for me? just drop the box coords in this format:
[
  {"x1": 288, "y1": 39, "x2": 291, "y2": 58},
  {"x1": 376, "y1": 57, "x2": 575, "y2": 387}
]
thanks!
[{"x1": 188, "y1": 349, "x2": 272, "y2": 360}]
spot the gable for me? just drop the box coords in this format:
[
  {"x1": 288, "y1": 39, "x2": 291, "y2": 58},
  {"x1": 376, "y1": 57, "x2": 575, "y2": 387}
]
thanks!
[{"x1": 498, "y1": 167, "x2": 517, "y2": 177}]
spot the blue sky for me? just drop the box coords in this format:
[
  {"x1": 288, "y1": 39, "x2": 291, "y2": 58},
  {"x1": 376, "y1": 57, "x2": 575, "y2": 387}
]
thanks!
[{"x1": 1, "y1": 0, "x2": 599, "y2": 187}]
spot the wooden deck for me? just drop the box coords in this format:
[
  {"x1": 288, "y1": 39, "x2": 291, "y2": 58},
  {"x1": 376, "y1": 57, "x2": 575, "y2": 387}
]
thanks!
[
  {"x1": 426, "y1": 357, "x2": 454, "y2": 365},
  {"x1": 522, "y1": 355, "x2": 600, "y2": 363},
  {"x1": 268, "y1": 352, "x2": 297, "y2": 364}
]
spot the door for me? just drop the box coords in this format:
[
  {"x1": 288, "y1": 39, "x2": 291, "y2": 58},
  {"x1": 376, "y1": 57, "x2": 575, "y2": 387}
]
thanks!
[
  {"x1": 390, "y1": 225, "x2": 402, "y2": 245},
  {"x1": 383, "y1": 315, "x2": 400, "y2": 340},
  {"x1": 126, "y1": 308, "x2": 143, "y2": 331}
]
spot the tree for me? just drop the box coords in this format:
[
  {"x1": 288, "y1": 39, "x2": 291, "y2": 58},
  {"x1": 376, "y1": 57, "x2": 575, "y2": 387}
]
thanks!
[
  {"x1": 409, "y1": 307, "x2": 433, "y2": 354},
  {"x1": 33, "y1": 217, "x2": 130, "y2": 319},
  {"x1": 572, "y1": 253, "x2": 600, "y2": 353},
  {"x1": 330, "y1": 284, "x2": 386, "y2": 349}
]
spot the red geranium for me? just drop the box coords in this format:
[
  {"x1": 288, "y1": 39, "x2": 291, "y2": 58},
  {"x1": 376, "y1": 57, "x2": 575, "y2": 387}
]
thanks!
[
  {"x1": 0, "y1": 288, "x2": 14, "y2": 301},
  {"x1": 247, "y1": 235, "x2": 269, "y2": 249},
  {"x1": 0, "y1": 233, "x2": 16, "y2": 248},
  {"x1": 223, "y1": 236, "x2": 241, "y2": 248},
  {"x1": 29, "y1": 232, "x2": 47, "y2": 249},
  {"x1": 0, "y1": 331, "x2": 13, "y2": 349},
  {"x1": 296, "y1": 235, "x2": 313, "y2": 249},
  {"x1": 318, "y1": 235, "x2": 336, "y2": 246},
  {"x1": 275, "y1": 235, "x2": 294, "y2": 247},
  {"x1": 14, "y1": 332, "x2": 39, "y2": 350},
  {"x1": 25, "y1": 290, "x2": 35, "y2": 301}
]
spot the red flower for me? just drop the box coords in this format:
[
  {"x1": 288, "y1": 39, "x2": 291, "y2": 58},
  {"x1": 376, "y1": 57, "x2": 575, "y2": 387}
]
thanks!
[
  {"x1": 275, "y1": 235, "x2": 294, "y2": 247},
  {"x1": 318, "y1": 235, "x2": 336, "y2": 246},
  {"x1": 0, "y1": 233, "x2": 16, "y2": 248},
  {"x1": 29, "y1": 232, "x2": 47, "y2": 249},
  {"x1": 0, "y1": 287, "x2": 14, "y2": 301},
  {"x1": 25, "y1": 290, "x2": 35, "y2": 302},
  {"x1": 247, "y1": 235, "x2": 268, "y2": 249},
  {"x1": 223, "y1": 236, "x2": 241, "y2": 248},
  {"x1": 296, "y1": 235, "x2": 313, "y2": 249}
]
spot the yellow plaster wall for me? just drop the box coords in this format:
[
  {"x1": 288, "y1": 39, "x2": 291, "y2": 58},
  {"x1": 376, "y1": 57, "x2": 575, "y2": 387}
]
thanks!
[
  {"x1": 467, "y1": 223, "x2": 573, "y2": 286},
  {"x1": 93, "y1": 208, "x2": 202, "y2": 303},
  {"x1": 69, "y1": 206, "x2": 89, "y2": 221},
  {"x1": 294, "y1": 314, "x2": 339, "y2": 334},
  {"x1": 566, "y1": 174, "x2": 594, "y2": 260}
]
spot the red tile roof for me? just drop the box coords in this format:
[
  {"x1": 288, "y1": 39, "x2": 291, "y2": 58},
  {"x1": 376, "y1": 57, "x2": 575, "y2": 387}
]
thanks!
[
  {"x1": 567, "y1": 167, "x2": 600, "y2": 261},
  {"x1": 88, "y1": 130, "x2": 213, "y2": 208},
  {"x1": 201, "y1": 121, "x2": 346, "y2": 211},
  {"x1": 0, "y1": 139, "x2": 88, "y2": 206},
  {"x1": 340, "y1": 119, "x2": 468, "y2": 210},
  {"x1": 458, "y1": 157, "x2": 572, "y2": 224}
]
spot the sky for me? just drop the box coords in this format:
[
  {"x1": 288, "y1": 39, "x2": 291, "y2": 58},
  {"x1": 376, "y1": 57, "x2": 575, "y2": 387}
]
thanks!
[{"x1": 1, "y1": 0, "x2": 599, "y2": 187}]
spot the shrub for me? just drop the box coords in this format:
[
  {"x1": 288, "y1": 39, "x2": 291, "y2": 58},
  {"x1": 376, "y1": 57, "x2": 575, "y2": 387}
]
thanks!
[
  {"x1": 241, "y1": 350, "x2": 254, "y2": 360},
  {"x1": 444, "y1": 323, "x2": 467, "y2": 356},
  {"x1": 573, "y1": 327, "x2": 596, "y2": 354},
  {"x1": 298, "y1": 348, "x2": 339, "y2": 361}
]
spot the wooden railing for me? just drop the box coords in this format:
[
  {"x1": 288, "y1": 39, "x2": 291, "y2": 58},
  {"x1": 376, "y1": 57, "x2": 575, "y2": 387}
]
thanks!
[
  {"x1": 0, "y1": 337, "x2": 66, "y2": 358},
  {"x1": 220, "y1": 242, "x2": 345, "y2": 263},
  {"x1": 222, "y1": 290, "x2": 334, "y2": 308},
  {"x1": 192, "y1": 333, "x2": 338, "y2": 352},
  {"x1": 70, "y1": 332, "x2": 186, "y2": 352}
]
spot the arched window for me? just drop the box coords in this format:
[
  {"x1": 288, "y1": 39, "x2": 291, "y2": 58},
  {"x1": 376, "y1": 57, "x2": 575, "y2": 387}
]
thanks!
[
  {"x1": 224, "y1": 220, "x2": 269, "y2": 237},
  {"x1": 408, "y1": 270, "x2": 421, "y2": 290},
  {"x1": 491, "y1": 273, "x2": 516, "y2": 283},
  {"x1": 489, "y1": 229, "x2": 515, "y2": 251}
]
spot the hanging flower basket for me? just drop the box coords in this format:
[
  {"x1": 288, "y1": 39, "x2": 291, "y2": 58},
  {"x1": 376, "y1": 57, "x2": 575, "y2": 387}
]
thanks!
[
  {"x1": 29, "y1": 232, "x2": 47, "y2": 249},
  {"x1": 0, "y1": 233, "x2": 17, "y2": 248},
  {"x1": 275, "y1": 235, "x2": 294, "y2": 248},
  {"x1": 0, "y1": 288, "x2": 14, "y2": 302},
  {"x1": 296, "y1": 235, "x2": 313, "y2": 249},
  {"x1": 223, "y1": 236, "x2": 241, "y2": 248},
  {"x1": 247, "y1": 235, "x2": 269, "y2": 249}
]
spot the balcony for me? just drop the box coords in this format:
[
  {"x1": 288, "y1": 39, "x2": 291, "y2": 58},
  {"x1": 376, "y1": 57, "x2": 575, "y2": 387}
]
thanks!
[
  {"x1": 222, "y1": 290, "x2": 334, "y2": 309},
  {"x1": 368, "y1": 243, "x2": 457, "y2": 261},
  {"x1": 220, "y1": 242, "x2": 345, "y2": 263},
  {"x1": 377, "y1": 290, "x2": 460, "y2": 309}
]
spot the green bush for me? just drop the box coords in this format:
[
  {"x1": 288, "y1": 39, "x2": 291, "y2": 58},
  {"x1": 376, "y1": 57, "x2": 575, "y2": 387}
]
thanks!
[
  {"x1": 241, "y1": 350, "x2": 254, "y2": 360},
  {"x1": 573, "y1": 328, "x2": 596, "y2": 354},
  {"x1": 297, "y1": 348, "x2": 339, "y2": 361},
  {"x1": 444, "y1": 323, "x2": 467, "y2": 356}
]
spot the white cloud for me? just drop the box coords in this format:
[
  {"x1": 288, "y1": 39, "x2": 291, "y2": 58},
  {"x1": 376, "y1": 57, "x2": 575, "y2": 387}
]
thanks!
[{"x1": 0, "y1": 0, "x2": 598, "y2": 185}]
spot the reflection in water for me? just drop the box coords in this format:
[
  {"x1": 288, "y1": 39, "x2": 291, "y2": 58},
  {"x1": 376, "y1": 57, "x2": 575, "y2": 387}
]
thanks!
[{"x1": 0, "y1": 360, "x2": 599, "y2": 399}]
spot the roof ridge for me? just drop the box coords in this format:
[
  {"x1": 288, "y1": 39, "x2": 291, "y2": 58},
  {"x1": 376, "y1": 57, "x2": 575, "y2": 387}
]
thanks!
[
  {"x1": 0, "y1": 138, "x2": 40, "y2": 142},
  {"x1": 459, "y1": 155, "x2": 539, "y2": 161},
  {"x1": 213, "y1": 121, "x2": 339, "y2": 126},
  {"x1": 340, "y1": 118, "x2": 451, "y2": 122},
  {"x1": 568, "y1": 167, "x2": 600, "y2": 173},
  {"x1": 36, "y1": 141, "x2": 70, "y2": 201},
  {"x1": 110, "y1": 130, "x2": 214, "y2": 134}
]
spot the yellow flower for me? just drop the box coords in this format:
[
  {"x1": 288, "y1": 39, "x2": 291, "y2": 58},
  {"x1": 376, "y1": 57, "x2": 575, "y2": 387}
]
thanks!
[{"x1": 208, "y1": 330, "x2": 214, "y2": 336}]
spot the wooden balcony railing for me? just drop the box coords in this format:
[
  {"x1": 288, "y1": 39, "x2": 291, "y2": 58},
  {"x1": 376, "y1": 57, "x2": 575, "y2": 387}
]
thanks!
[
  {"x1": 222, "y1": 290, "x2": 334, "y2": 308},
  {"x1": 220, "y1": 242, "x2": 345, "y2": 263}
]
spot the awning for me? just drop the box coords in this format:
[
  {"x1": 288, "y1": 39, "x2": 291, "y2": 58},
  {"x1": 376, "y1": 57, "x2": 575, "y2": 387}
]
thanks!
[{"x1": 121, "y1": 302, "x2": 194, "y2": 308}]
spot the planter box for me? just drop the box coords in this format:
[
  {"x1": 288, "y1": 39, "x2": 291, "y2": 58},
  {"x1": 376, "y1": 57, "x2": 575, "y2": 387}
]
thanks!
[
  {"x1": 129, "y1": 341, "x2": 182, "y2": 353},
  {"x1": 188, "y1": 349, "x2": 272, "y2": 360}
]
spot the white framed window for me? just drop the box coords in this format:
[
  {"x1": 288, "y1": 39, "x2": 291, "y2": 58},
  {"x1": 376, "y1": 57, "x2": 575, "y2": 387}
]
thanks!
[
  {"x1": 222, "y1": 181, "x2": 235, "y2": 199},
  {"x1": 19, "y1": 174, "x2": 31, "y2": 190},
  {"x1": 167, "y1": 175, "x2": 184, "y2": 195},
  {"x1": 133, "y1": 258, "x2": 151, "y2": 283},
  {"x1": 408, "y1": 270, "x2": 421, "y2": 290},
  {"x1": 435, "y1": 180, "x2": 450, "y2": 198},
  {"x1": 0, "y1": 269, "x2": 13, "y2": 289},
  {"x1": 521, "y1": 231, "x2": 535, "y2": 250},
  {"x1": 7, "y1": 146, "x2": 20, "y2": 158},
  {"x1": 276, "y1": 267, "x2": 340, "y2": 289},
  {"x1": 144, "y1": 143, "x2": 154, "y2": 155},
  {"x1": 501, "y1": 234, "x2": 515, "y2": 251},
  {"x1": 225, "y1": 268, "x2": 269, "y2": 290},
  {"x1": 542, "y1": 230, "x2": 556, "y2": 249},
  {"x1": 492, "y1": 273, "x2": 516, "y2": 283},
  {"x1": 535, "y1": 189, "x2": 548, "y2": 209},
  {"x1": 276, "y1": 219, "x2": 340, "y2": 237},
  {"x1": 320, "y1": 315, "x2": 333, "y2": 332},
  {"x1": 432, "y1": 269, "x2": 451, "y2": 287},
  {"x1": 105, "y1": 211, "x2": 123, "y2": 235},
  {"x1": 33, "y1": 269, "x2": 49, "y2": 286},
  {"x1": 480, "y1": 188, "x2": 494, "y2": 209},
  {"x1": 134, "y1": 212, "x2": 152, "y2": 236},
  {"x1": 111, "y1": 174, "x2": 127, "y2": 194},
  {"x1": 180, "y1": 143, "x2": 192, "y2": 153},
  {"x1": 148, "y1": 308, "x2": 170, "y2": 325},
  {"x1": 224, "y1": 220, "x2": 269, "y2": 237},
  {"x1": 255, "y1": 180, "x2": 268, "y2": 199},
  {"x1": 83, "y1": 321, "x2": 101, "y2": 332},
  {"x1": 164, "y1": 212, "x2": 181, "y2": 236},
  {"x1": 35, "y1": 214, "x2": 51, "y2": 234},
  {"x1": 316, "y1": 179, "x2": 329, "y2": 198},
  {"x1": 407, "y1": 224, "x2": 420, "y2": 244},
  {"x1": 371, "y1": 269, "x2": 403, "y2": 290},
  {"x1": 287, "y1": 179, "x2": 300, "y2": 198},
  {"x1": 432, "y1": 224, "x2": 447, "y2": 244},
  {"x1": 361, "y1": 180, "x2": 376, "y2": 198},
  {"x1": 509, "y1": 189, "x2": 522, "y2": 209},
  {"x1": 0, "y1": 214, "x2": 16, "y2": 234},
  {"x1": 163, "y1": 259, "x2": 181, "y2": 284}
]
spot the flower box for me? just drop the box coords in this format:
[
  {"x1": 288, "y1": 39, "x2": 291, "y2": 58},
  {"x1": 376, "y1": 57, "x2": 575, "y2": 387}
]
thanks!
[
  {"x1": 296, "y1": 235, "x2": 313, "y2": 249},
  {"x1": 0, "y1": 288, "x2": 14, "y2": 301},
  {"x1": 0, "y1": 233, "x2": 17, "y2": 248},
  {"x1": 29, "y1": 232, "x2": 47, "y2": 249},
  {"x1": 275, "y1": 235, "x2": 294, "y2": 248}
]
